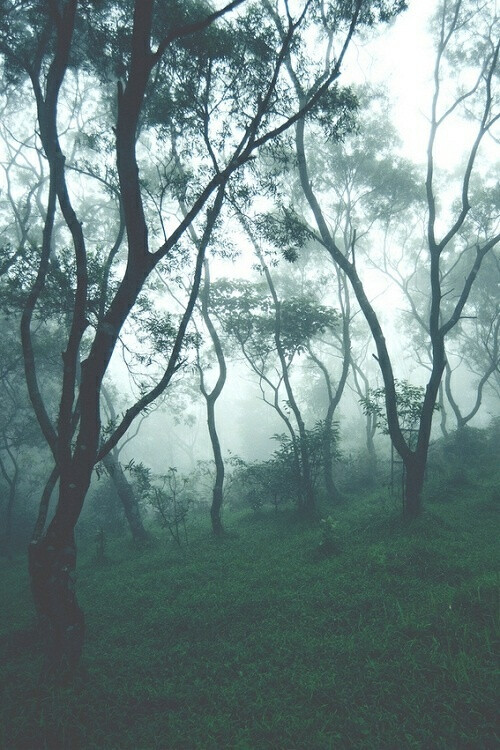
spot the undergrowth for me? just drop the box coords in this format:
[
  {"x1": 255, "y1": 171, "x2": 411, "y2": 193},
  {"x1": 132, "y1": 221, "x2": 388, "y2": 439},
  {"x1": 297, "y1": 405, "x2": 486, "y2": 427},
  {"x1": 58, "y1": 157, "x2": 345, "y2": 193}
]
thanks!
[{"x1": 0, "y1": 485, "x2": 498, "y2": 749}]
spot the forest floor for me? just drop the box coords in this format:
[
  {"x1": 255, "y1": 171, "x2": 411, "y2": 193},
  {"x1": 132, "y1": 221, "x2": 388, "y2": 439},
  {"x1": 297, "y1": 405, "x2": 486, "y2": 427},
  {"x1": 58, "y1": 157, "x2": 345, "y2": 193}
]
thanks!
[{"x1": 0, "y1": 482, "x2": 498, "y2": 749}]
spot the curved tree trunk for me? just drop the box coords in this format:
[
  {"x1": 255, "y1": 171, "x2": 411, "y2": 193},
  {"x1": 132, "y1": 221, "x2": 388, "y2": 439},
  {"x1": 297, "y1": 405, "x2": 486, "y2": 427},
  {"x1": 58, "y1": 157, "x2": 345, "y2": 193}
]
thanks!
[
  {"x1": 252, "y1": 241, "x2": 315, "y2": 515},
  {"x1": 438, "y1": 380, "x2": 449, "y2": 438},
  {"x1": 102, "y1": 451, "x2": 149, "y2": 544},
  {"x1": 207, "y1": 398, "x2": 225, "y2": 536},
  {"x1": 29, "y1": 476, "x2": 89, "y2": 678},
  {"x1": 197, "y1": 259, "x2": 227, "y2": 536}
]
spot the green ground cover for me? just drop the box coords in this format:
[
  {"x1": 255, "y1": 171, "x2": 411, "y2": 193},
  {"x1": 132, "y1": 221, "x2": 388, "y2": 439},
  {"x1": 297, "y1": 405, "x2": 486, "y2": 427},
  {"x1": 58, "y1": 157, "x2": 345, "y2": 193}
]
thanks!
[{"x1": 0, "y1": 486, "x2": 498, "y2": 749}]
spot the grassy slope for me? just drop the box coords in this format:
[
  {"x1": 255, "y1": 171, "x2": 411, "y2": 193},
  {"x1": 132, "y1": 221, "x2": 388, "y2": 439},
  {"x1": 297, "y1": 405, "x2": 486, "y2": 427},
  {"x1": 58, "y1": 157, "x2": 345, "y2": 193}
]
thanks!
[{"x1": 0, "y1": 487, "x2": 498, "y2": 749}]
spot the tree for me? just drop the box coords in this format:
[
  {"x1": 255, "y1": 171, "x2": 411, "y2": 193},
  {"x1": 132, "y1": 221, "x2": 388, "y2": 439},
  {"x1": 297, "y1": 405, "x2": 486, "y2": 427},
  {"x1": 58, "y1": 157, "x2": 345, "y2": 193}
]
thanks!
[
  {"x1": 287, "y1": 0, "x2": 499, "y2": 517},
  {"x1": 371, "y1": 159, "x2": 499, "y2": 435},
  {"x1": 195, "y1": 259, "x2": 227, "y2": 536},
  {"x1": 301, "y1": 267, "x2": 350, "y2": 503},
  {"x1": 244, "y1": 223, "x2": 317, "y2": 515},
  {"x1": 0, "y1": 318, "x2": 60, "y2": 555},
  {"x1": 0, "y1": 0, "x2": 381, "y2": 674},
  {"x1": 244, "y1": 87, "x2": 419, "y2": 499},
  {"x1": 443, "y1": 250, "x2": 500, "y2": 430},
  {"x1": 212, "y1": 262, "x2": 338, "y2": 515},
  {"x1": 101, "y1": 385, "x2": 150, "y2": 544}
]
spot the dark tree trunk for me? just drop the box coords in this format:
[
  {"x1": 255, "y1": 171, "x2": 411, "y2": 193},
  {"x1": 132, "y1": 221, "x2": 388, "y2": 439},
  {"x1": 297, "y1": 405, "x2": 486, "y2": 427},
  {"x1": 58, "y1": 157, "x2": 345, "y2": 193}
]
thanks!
[
  {"x1": 102, "y1": 451, "x2": 149, "y2": 544},
  {"x1": 198, "y1": 259, "x2": 227, "y2": 536},
  {"x1": 206, "y1": 398, "x2": 225, "y2": 536},
  {"x1": 28, "y1": 481, "x2": 87, "y2": 679},
  {"x1": 29, "y1": 536, "x2": 84, "y2": 679},
  {"x1": 296, "y1": 422, "x2": 315, "y2": 516},
  {"x1": 403, "y1": 453, "x2": 426, "y2": 519},
  {"x1": 32, "y1": 465, "x2": 59, "y2": 542}
]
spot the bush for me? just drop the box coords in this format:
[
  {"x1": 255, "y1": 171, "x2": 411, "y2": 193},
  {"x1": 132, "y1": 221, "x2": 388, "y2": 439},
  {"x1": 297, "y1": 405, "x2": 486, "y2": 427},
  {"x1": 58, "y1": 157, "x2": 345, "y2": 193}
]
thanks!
[{"x1": 147, "y1": 468, "x2": 193, "y2": 546}]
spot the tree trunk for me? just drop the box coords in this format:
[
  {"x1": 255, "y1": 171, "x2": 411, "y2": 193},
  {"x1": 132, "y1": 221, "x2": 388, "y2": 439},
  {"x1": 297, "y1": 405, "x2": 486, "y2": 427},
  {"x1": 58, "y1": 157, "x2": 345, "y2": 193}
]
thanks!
[
  {"x1": 102, "y1": 451, "x2": 149, "y2": 544},
  {"x1": 28, "y1": 480, "x2": 87, "y2": 679},
  {"x1": 296, "y1": 426, "x2": 315, "y2": 516},
  {"x1": 198, "y1": 259, "x2": 227, "y2": 537},
  {"x1": 307, "y1": 347, "x2": 347, "y2": 505},
  {"x1": 323, "y1": 424, "x2": 343, "y2": 504},
  {"x1": 32, "y1": 465, "x2": 59, "y2": 542},
  {"x1": 207, "y1": 399, "x2": 225, "y2": 536},
  {"x1": 403, "y1": 453, "x2": 426, "y2": 519},
  {"x1": 438, "y1": 380, "x2": 449, "y2": 438},
  {"x1": 29, "y1": 534, "x2": 84, "y2": 679}
]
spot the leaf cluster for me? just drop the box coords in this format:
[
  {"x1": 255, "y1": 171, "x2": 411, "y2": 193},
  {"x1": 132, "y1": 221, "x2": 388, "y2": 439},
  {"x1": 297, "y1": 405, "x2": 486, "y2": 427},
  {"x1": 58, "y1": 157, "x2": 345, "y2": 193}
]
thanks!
[{"x1": 360, "y1": 379, "x2": 439, "y2": 436}]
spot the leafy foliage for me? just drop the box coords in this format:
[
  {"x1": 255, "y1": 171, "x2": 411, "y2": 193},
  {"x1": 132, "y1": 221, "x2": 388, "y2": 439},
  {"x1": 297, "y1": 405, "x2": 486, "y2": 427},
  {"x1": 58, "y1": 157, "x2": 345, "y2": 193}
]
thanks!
[
  {"x1": 148, "y1": 468, "x2": 192, "y2": 547},
  {"x1": 360, "y1": 379, "x2": 439, "y2": 439},
  {"x1": 212, "y1": 278, "x2": 339, "y2": 364},
  {"x1": 227, "y1": 420, "x2": 341, "y2": 513}
]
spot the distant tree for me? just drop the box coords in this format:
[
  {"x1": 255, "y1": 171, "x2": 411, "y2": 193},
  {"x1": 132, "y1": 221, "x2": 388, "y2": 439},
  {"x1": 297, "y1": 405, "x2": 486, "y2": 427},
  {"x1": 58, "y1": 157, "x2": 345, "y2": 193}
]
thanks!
[
  {"x1": 373, "y1": 166, "x2": 499, "y2": 435},
  {"x1": 244, "y1": 88, "x2": 418, "y2": 500},
  {"x1": 350, "y1": 343, "x2": 379, "y2": 479},
  {"x1": 212, "y1": 263, "x2": 338, "y2": 515},
  {"x1": 302, "y1": 268, "x2": 350, "y2": 503},
  {"x1": 194, "y1": 259, "x2": 227, "y2": 536},
  {"x1": 443, "y1": 251, "x2": 500, "y2": 430},
  {"x1": 101, "y1": 385, "x2": 150, "y2": 544},
  {"x1": 0, "y1": 319, "x2": 56, "y2": 555}
]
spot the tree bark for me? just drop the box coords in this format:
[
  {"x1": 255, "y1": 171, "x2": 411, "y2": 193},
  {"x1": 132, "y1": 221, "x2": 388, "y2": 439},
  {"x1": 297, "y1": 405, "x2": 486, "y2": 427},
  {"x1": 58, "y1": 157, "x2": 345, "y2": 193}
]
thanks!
[
  {"x1": 403, "y1": 452, "x2": 426, "y2": 519},
  {"x1": 322, "y1": 422, "x2": 343, "y2": 503},
  {"x1": 198, "y1": 259, "x2": 227, "y2": 536},
  {"x1": 102, "y1": 451, "x2": 150, "y2": 544},
  {"x1": 32, "y1": 465, "x2": 59, "y2": 542},
  {"x1": 207, "y1": 398, "x2": 225, "y2": 537},
  {"x1": 28, "y1": 479, "x2": 87, "y2": 679}
]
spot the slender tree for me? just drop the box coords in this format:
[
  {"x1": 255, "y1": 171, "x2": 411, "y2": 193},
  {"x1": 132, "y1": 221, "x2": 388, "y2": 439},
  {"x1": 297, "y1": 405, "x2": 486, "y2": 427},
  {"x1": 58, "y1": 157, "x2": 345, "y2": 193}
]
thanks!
[
  {"x1": 101, "y1": 385, "x2": 150, "y2": 544},
  {"x1": 195, "y1": 260, "x2": 227, "y2": 536}
]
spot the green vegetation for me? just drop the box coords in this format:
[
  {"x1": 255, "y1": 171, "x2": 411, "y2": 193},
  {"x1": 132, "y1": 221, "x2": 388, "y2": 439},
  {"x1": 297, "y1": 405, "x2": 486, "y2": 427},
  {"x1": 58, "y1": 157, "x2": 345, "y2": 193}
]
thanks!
[{"x1": 1, "y1": 476, "x2": 498, "y2": 749}]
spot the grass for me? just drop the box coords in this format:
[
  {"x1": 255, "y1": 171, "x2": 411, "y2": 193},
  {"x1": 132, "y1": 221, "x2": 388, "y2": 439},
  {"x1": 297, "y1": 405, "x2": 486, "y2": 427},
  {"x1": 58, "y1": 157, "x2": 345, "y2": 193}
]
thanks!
[{"x1": 0, "y1": 485, "x2": 498, "y2": 749}]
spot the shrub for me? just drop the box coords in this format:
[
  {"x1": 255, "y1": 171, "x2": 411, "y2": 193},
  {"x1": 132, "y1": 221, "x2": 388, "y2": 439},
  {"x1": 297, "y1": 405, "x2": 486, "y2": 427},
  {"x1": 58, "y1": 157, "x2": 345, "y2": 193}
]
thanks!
[{"x1": 147, "y1": 468, "x2": 192, "y2": 547}]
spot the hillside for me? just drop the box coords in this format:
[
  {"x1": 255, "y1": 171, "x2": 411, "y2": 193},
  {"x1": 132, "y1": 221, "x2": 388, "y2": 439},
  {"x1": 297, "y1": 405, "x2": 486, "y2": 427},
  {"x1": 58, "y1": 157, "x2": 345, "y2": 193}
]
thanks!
[{"x1": 1, "y1": 481, "x2": 498, "y2": 749}]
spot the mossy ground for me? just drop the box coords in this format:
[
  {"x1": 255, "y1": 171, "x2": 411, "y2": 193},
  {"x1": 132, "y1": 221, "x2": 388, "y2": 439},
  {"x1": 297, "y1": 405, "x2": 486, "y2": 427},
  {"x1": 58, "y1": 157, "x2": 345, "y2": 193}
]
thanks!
[{"x1": 0, "y1": 485, "x2": 498, "y2": 749}]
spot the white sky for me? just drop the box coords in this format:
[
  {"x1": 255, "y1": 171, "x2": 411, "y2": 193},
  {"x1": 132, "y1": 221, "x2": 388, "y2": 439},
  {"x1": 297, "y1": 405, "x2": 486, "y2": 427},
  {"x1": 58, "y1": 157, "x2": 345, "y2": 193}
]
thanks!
[
  {"x1": 346, "y1": 0, "x2": 437, "y2": 162},
  {"x1": 344, "y1": 0, "x2": 496, "y2": 170}
]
